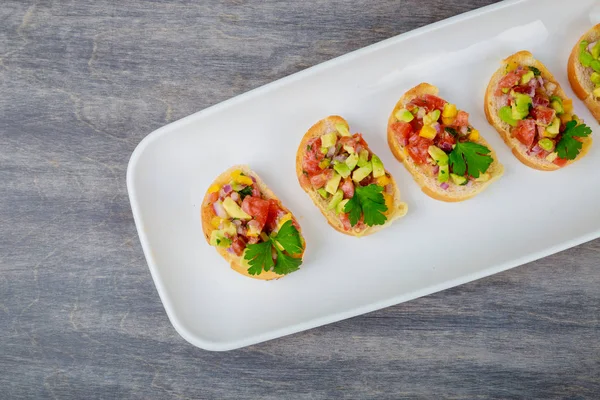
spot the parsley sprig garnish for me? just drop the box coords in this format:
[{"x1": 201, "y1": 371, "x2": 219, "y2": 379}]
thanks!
[
  {"x1": 449, "y1": 142, "x2": 493, "y2": 178},
  {"x1": 238, "y1": 186, "x2": 253, "y2": 199},
  {"x1": 556, "y1": 120, "x2": 592, "y2": 160},
  {"x1": 343, "y1": 184, "x2": 388, "y2": 227},
  {"x1": 528, "y1": 66, "x2": 541, "y2": 76},
  {"x1": 243, "y1": 220, "x2": 303, "y2": 276}
]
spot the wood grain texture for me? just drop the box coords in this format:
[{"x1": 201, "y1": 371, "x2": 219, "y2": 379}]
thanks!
[{"x1": 1, "y1": 0, "x2": 599, "y2": 398}]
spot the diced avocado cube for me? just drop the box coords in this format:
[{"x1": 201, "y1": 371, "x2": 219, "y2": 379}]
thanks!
[
  {"x1": 325, "y1": 173, "x2": 342, "y2": 195},
  {"x1": 511, "y1": 93, "x2": 532, "y2": 120},
  {"x1": 594, "y1": 87, "x2": 600, "y2": 98},
  {"x1": 336, "y1": 199, "x2": 349, "y2": 214},
  {"x1": 395, "y1": 109, "x2": 414, "y2": 122},
  {"x1": 499, "y1": 106, "x2": 518, "y2": 127},
  {"x1": 333, "y1": 161, "x2": 352, "y2": 178},
  {"x1": 438, "y1": 165, "x2": 449, "y2": 183},
  {"x1": 357, "y1": 150, "x2": 370, "y2": 167},
  {"x1": 371, "y1": 155, "x2": 385, "y2": 178},
  {"x1": 423, "y1": 109, "x2": 441, "y2": 125},
  {"x1": 593, "y1": 41, "x2": 600, "y2": 59},
  {"x1": 320, "y1": 147, "x2": 329, "y2": 154},
  {"x1": 545, "y1": 117, "x2": 560, "y2": 135},
  {"x1": 538, "y1": 138, "x2": 555, "y2": 152},
  {"x1": 327, "y1": 189, "x2": 344, "y2": 210},
  {"x1": 335, "y1": 123, "x2": 351, "y2": 137},
  {"x1": 321, "y1": 133, "x2": 337, "y2": 148},
  {"x1": 450, "y1": 173, "x2": 468, "y2": 185},
  {"x1": 352, "y1": 164, "x2": 373, "y2": 183},
  {"x1": 549, "y1": 96, "x2": 564, "y2": 114},
  {"x1": 222, "y1": 197, "x2": 250, "y2": 220},
  {"x1": 580, "y1": 41, "x2": 594, "y2": 67},
  {"x1": 427, "y1": 146, "x2": 449, "y2": 166},
  {"x1": 591, "y1": 59, "x2": 600, "y2": 73},
  {"x1": 501, "y1": 88, "x2": 510, "y2": 94},
  {"x1": 345, "y1": 153, "x2": 359, "y2": 170},
  {"x1": 221, "y1": 220, "x2": 237, "y2": 236},
  {"x1": 317, "y1": 188, "x2": 329, "y2": 199},
  {"x1": 546, "y1": 152, "x2": 558, "y2": 162},
  {"x1": 475, "y1": 173, "x2": 490, "y2": 182},
  {"x1": 591, "y1": 72, "x2": 600, "y2": 85},
  {"x1": 343, "y1": 145, "x2": 355, "y2": 154},
  {"x1": 521, "y1": 70, "x2": 535, "y2": 85},
  {"x1": 210, "y1": 230, "x2": 232, "y2": 248},
  {"x1": 318, "y1": 159, "x2": 331, "y2": 170}
]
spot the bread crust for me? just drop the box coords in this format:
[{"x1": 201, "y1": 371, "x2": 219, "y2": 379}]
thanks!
[
  {"x1": 201, "y1": 165, "x2": 305, "y2": 280},
  {"x1": 484, "y1": 51, "x2": 592, "y2": 171},
  {"x1": 295, "y1": 116, "x2": 407, "y2": 237},
  {"x1": 567, "y1": 24, "x2": 600, "y2": 123},
  {"x1": 387, "y1": 83, "x2": 504, "y2": 202}
]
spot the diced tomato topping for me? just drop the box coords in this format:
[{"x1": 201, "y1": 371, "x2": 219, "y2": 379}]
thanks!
[
  {"x1": 390, "y1": 121, "x2": 413, "y2": 145},
  {"x1": 495, "y1": 71, "x2": 521, "y2": 95},
  {"x1": 341, "y1": 178, "x2": 355, "y2": 199},
  {"x1": 530, "y1": 106, "x2": 555, "y2": 126},
  {"x1": 453, "y1": 110, "x2": 469, "y2": 127},
  {"x1": 553, "y1": 157, "x2": 568, "y2": 167},
  {"x1": 241, "y1": 196, "x2": 270, "y2": 231},
  {"x1": 410, "y1": 117, "x2": 424, "y2": 134},
  {"x1": 302, "y1": 137, "x2": 324, "y2": 176},
  {"x1": 410, "y1": 94, "x2": 447, "y2": 112},
  {"x1": 407, "y1": 134, "x2": 433, "y2": 164},
  {"x1": 532, "y1": 95, "x2": 550, "y2": 108},
  {"x1": 207, "y1": 192, "x2": 218, "y2": 204},
  {"x1": 354, "y1": 133, "x2": 368, "y2": 149},
  {"x1": 310, "y1": 169, "x2": 333, "y2": 189},
  {"x1": 339, "y1": 213, "x2": 352, "y2": 231},
  {"x1": 436, "y1": 129, "x2": 456, "y2": 152},
  {"x1": 513, "y1": 119, "x2": 536, "y2": 147},
  {"x1": 264, "y1": 199, "x2": 281, "y2": 231},
  {"x1": 231, "y1": 237, "x2": 246, "y2": 256}
]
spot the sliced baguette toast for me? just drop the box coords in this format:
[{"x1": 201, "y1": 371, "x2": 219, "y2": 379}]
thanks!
[
  {"x1": 387, "y1": 83, "x2": 504, "y2": 202},
  {"x1": 202, "y1": 165, "x2": 305, "y2": 280},
  {"x1": 568, "y1": 24, "x2": 600, "y2": 123},
  {"x1": 485, "y1": 51, "x2": 592, "y2": 171},
  {"x1": 296, "y1": 116, "x2": 407, "y2": 237}
]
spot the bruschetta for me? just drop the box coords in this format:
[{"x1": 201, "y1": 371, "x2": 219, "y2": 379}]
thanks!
[
  {"x1": 202, "y1": 165, "x2": 305, "y2": 280},
  {"x1": 485, "y1": 51, "x2": 592, "y2": 170},
  {"x1": 387, "y1": 83, "x2": 503, "y2": 202},
  {"x1": 296, "y1": 116, "x2": 407, "y2": 237},
  {"x1": 568, "y1": 24, "x2": 600, "y2": 123}
]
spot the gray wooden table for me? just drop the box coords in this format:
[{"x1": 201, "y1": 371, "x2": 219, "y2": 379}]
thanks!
[{"x1": 2, "y1": 1, "x2": 599, "y2": 398}]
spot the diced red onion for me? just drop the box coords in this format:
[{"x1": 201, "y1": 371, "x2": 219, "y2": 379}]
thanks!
[
  {"x1": 247, "y1": 236, "x2": 259, "y2": 244},
  {"x1": 459, "y1": 126, "x2": 468, "y2": 135},
  {"x1": 417, "y1": 107, "x2": 426, "y2": 119},
  {"x1": 327, "y1": 146, "x2": 336, "y2": 158},
  {"x1": 247, "y1": 220, "x2": 261, "y2": 233},
  {"x1": 252, "y1": 186, "x2": 260, "y2": 197},
  {"x1": 432, "y1": 122, "x2": 441, "y2": 134},
  {"x1": 237, "y1": 226, "x2": 247, "y2": 236},
  {"x1": 232, "y1": 219, "x2": 242, "y2": 227},
  {"x1": 433, "y1": 165, "x2": 440, "y2": 174},
  {"x1": 537, "y1": 125, "x2": 545, "y2": 138},
  {"x1": 439, "y1": 142, "x2": 452, "y2": 152},
  {"x1": 355, "y1": 144, "x2": 364, "y2": 154},
  {"x1": 588, "y1": 41, "x2": 597, "y2": 52},
  {"x1": 334, "y1": 154, "x2": 348, "y2": 162},
  {"x1": 250, "y1": 176, "x2": 257, "y2": 183},
  {"x1": 230, "y1": 192, "x2": 240, "y2": 202},
  {"x1": 385, "y1": 184, "x2": 394, "y2": 194},
  {"x1": 226, "y1": 247, "x2": 235, "y2": 254},
  {"x1": 222, "y1": 184, "x2": 232, "y2": 194},
  {"x1": 545, "y1": 82, "x2": 557, "y2": 95},
  {"x1": 440, "y1": 182, "x2": 449, "y2": 190},
  {"x1": 537, "y1": 76, "x2": 544, "y2": 87},
  {"x1": 213, "y1": 201, "x2": 228, "y2": 218}
]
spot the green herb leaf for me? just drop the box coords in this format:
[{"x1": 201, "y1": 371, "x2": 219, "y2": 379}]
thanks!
[
  {"x1": 273, "y1": 247, "x2": 302, "y2": 275},
  {"x1": 272, "y1": 220, "x2": 303, "y2": 256},
  {"x1": 244, "y1": 241, "x2": 274, "y2": 275},
  {"x1": 528, "y1": 66, "x2": 541, "y2": 76},
  {"x1": 238, "y1": 186, "x2": 253, "y2": 199},
  {"x1": 556, "y1": 120, "x2": 592, "y2": 160},
  {"x1": 343, "y1": 184, "x2": 387, "y2": 227},
  {"x1": 445, "y1": 127, "x2": 459, "y2": 137},
  {"x1": 448, "y1": 141, "x2": 493, "y2": 178}
]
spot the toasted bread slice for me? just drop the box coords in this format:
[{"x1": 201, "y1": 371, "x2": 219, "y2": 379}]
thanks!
[
  {"x1": 296, "y1": 116, "x2": 407, "y2": 237},
  {"x1": 485, "y1": 51, "x2": 592, "y2": 171},
  {"x1": 201, "y1": 165, "x2": 305, "y2": 280},
  {"x1": 568, "y1": 24, "x2": 600, "y2": 123},
  {"x1": 387, "y1": 83, "x2": 503, "y2": 202}
]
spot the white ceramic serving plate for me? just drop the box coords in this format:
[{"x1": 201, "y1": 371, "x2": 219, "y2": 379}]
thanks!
[{"x1": 128, "y1": 0, "x2": 600, "y2": 351}]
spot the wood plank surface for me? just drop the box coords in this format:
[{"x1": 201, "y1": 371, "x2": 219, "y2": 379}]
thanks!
[{"x1": 1, "y1": 1, "x2": 599, "y2": 398}]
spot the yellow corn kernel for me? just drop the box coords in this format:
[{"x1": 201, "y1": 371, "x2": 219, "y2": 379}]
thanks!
[
  {"x1": 231, "y1": 169, "x2": 253, "y2": 186},
  {"x1": 210, "y1": 217, "x2": 223, "y2": 228},
  {"x1": 208, "y1": 184, "x2": 221, "y2": 194},
  {"x1": 562, "y1": 98, "x2": 573, "y2": 114},
  {"x1": 442, "y1": 116, "x2": 455, "y2": 125},
  {"x1": 419, "y1": 125, "x2": 437, "y2": 140},
  {"x1": 468, "y1": 129, "x2": 479, "y2": 141},
  {"x1": 442, "y1": 103, "x2": 458, "y2": 118},
  {"x1": 376, "y1": 175, "x2": 391, "y2": 186},
  {"x1": 383, "y1": 193, "x2": 393, "y2": 213}
]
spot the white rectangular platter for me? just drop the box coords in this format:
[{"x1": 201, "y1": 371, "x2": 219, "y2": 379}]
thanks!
[{"x1": 127, "y1": 0, "x2": 600, "y2": 351}]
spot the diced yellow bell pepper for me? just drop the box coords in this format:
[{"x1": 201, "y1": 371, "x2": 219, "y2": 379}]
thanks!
[
  {"x1": 442, "y1": 116, "x2": 455, "y2": 125},
  {"x1": 383, "y1": 193, "x2": 393, "y2": 213},
  {"x1": 468, "y1": 129, "x2": 479, "y2": 142},
  {"x1": 562, "y1": 98, "x2": 573, "y2": 114},
  {"x1": 506, "y1": 61, "x2": 519, "y2": 72},
  {"x1": 559, "y1": 113, "x2": 572, "y2": 124},
  {"x1": 376, "y1": 175, "x2": 391, "y2": 186},
  {"x1": 208, "y1": 184, "x2": 221, "y2": 194},
  {"x1": 442, "y1": 103, "x2": 458, "y2": 118},
  {"x1": 276, "y1": 213, "x2": 292, "y2": 232},
  {"x1": 210, "y1": 217, "x2": 223, "y2": 228},
  {"x1": 231, "y1": 169, "x2": 253, "y2": 186},
  {"x1": 419, "y1": 125, "x2": 437, "y2": 140}
]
